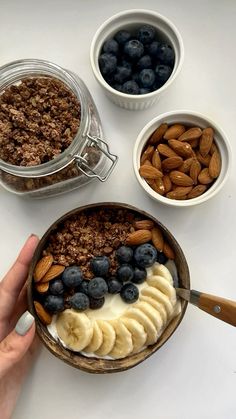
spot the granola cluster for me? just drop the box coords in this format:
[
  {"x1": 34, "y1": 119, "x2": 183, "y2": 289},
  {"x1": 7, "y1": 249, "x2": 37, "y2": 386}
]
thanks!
[
  {"x1": 0, "y1": 77, "x2": 81, "y2": 166},
  {"x1": 43, "y1": 208, "x2": 137, "y2": 279}
]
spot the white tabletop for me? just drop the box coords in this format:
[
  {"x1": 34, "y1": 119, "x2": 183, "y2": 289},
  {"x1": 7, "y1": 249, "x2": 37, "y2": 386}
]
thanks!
[{"x1": 1, "y1": 1, "x2": 236, "y2": 418}]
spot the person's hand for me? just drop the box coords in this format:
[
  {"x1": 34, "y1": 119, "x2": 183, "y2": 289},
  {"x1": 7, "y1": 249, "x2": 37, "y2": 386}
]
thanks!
[{"x1": 0, "y1": 235, "x2": 39, "y2": 419}]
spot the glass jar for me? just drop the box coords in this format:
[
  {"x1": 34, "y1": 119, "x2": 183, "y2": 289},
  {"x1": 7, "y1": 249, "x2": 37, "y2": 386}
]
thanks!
[{"x1": 0, "y1": 59, "x2": 118, "y2": 198}]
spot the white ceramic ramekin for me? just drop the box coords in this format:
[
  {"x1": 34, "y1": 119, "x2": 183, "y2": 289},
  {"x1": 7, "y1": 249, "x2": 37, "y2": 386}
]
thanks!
[
  {"x1": 90, "y1": 9, "x2": 184, "y2": 110},
  {"x1": 133, "y1": 110, "x2": 231, "y2": 207}
]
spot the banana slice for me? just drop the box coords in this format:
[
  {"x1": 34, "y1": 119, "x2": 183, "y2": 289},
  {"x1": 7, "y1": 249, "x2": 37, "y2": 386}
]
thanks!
[
  {"x1": 140, "y1": 294, "x2": 167, "y2": 324},
  {"x1": 147, "y1": 275, "x2": 176, "y2": 305},
  {"x1": 109, "y1": 320, "x2": 133, "y2": 359},
  {"x1": 95, "y1": 320, "x2": 116, "y2": 357},
  {"x1": 141, "y1": 286, "x2": 173, "y2": 317},
  {"x1": 134, "y1": 301, "x2": 163, "y2": 331},
  {"x1": 124, "y1": 307, "x2": 157, "y2": 345},
  {"x1": 151, "y1": 263, "x2": 173, "y2": 284},
  {"x1": 121, "y1": 318, "x2": 147, "y2": 354},
  {"x1": 56, "y1": 309, "x2": 93, "y2": 351},
  {"x1": 83, "y1": 321, "x2": 103, "y2": 353}
]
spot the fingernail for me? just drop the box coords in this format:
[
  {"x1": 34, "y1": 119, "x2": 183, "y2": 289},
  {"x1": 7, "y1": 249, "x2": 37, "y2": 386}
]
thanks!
[
  {"x1": 15, "y1": 311, "x2": 35, "y2": 336},
  {"x1": 29, "y1": 234, "x2": 38, "y2": 238}
]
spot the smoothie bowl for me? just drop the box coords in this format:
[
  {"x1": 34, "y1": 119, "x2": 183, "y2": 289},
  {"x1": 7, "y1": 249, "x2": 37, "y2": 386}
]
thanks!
[{"x1": 27, "y1": 203, "x2": 190, "y2": 373}]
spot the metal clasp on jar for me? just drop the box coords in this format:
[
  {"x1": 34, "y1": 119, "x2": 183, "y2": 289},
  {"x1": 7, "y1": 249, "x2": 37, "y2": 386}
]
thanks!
[{"x1": 74, "y1": 135, "x2": 118, "y2": 182}]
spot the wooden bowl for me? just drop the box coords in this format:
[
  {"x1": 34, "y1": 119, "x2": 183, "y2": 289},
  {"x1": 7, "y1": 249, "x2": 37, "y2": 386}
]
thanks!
[{"x1": 27, "y1": 202, "x2": 190, "y2": 373}]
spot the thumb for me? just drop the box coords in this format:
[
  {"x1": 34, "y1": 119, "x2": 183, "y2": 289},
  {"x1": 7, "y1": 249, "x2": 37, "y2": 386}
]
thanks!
[{"x1": 0, "y1": 311, "x2": 35, "y2": 378}]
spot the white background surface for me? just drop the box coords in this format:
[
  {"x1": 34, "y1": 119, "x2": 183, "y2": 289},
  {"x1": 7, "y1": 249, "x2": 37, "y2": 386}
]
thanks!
[{"x1": 0, "y1": 0, "x2": 236, "y2": 418}]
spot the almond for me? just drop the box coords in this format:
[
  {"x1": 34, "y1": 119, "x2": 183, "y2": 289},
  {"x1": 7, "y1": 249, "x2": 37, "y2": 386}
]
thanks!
[
  {"x1": 163, "y1": 174, "x2": 172, "y2": 193},
  {"x1": 178, "y1": 157, "x2": 194, "y2": 173},
  {"x1": 152, "y1": 177, "x2": 165, "y2": 195},
  {"x1": 178, "y1": 127, "x2": 202, "y2": 141},
  {"x1": 146, "y1": 178, "x2": 156, "y2": 187},
  {"x1": 199, "y1": 127, "x2": 214, "y2": 157},
  {"x1": 148, "y1": 123, "x2": 168, "y2": 145},
  {"x1": 190, "y1": 159, "x2": 201, "y2": 184},
  {"x1": 140, "y1": 145, "x2": 154, "y2": 164},
  {"x1": 126, "y1": 230, "x2": 152, "y2": 246},
  {"x1": 139, "y1": 165, "x2": 163, "y2": 179},
  {"x1": 41, "y1": 264, "x2": 65, "y2": 283},
  {"x1": 34, "y1": 301, "x2": 52, "y2": 325},
  {"x1": 162, "y1": 156, "x2": 183, "y2": 170},
  {"x1": 163, "y1": 242, "x2": 175, "y2": 259},
  {"x1": 168, "y1": 139, "x2": 193, "y2": 158},
  {"x1": 188, "y1": 137, "x2": 199, "y2": 148},
  {"x1": 143, "y1": 159, "x2": 152, "y2": 166},
  {"x1": 151, "y1": 149, "x2": 162, "y2": 170},
  {"x1": 33, "y1": 254, "x2": 53, "y2": 283},
  {"x1": 187, "y1": 185, "x2": 207, "y2": 199},
  {"x1": 157, "y1": 143, "x2": 178, "y2": 158},
  {"x1": 198, "y1": 168, "x2": 214, "y2": 185},
  {"x1": 209, "y1": 151, "x2": 221, "y2": 178},
  {"x1": 210, "y1": 142, "x2": 218, "y2": 155},
  {"x1": 163, "y1": 124, "x2": 186, "y2": 140},
  {"x1": 169, "y1": 171, "x2": 194, "y2": 186},
  {"x1": 196, "y1": 151, "x2": 211, "y2": 166},
  {"x1": 134, "y1": 220, "x2": 154, "y2": 230},
  {"x1": 167, "y1": 186, "x2": 193, "y2": 199},
  {"x1": 151, "y1": 227, "x2": 164, "y2": 251},
  {"x1": 35, "y1": 282, "x2": 49, "y2": 294}
]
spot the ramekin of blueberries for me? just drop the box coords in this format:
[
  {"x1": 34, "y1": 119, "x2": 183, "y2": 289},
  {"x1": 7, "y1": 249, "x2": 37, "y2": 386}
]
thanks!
[{"x1": 90, "y1": 9, "x2": 184, "y2": 109}]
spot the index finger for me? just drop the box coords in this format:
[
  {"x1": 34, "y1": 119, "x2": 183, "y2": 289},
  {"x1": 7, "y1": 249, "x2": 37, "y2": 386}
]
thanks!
[{"x1": 0, "y1": 235, "x2": 39, "y2": 323}]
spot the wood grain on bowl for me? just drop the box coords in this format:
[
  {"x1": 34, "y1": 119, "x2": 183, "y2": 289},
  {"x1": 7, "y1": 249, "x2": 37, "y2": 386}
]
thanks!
[{"x1": 27, "y1": 203, "x2": 190, "y2": 374}]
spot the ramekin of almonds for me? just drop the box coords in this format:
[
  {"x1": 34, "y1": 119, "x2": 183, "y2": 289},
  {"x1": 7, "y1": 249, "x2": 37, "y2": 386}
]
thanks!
[
  {"x1": 90, "y1": 9, "x2": 184, "y2": 110},
  {"x1": 27, "y1": 202, "x2": 190, "y2": 373},
  {"x1": 133, "y1": 110, "x2": 231, "y2": 206}
]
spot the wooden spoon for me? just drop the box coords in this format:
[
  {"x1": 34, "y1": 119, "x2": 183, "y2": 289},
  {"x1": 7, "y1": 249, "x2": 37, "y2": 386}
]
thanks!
[{"x1": 176, "y1": 288, "x2": 236, "y2": 327}]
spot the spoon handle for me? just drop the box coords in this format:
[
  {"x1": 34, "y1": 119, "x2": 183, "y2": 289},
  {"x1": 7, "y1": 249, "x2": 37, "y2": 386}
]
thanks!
[{"x1": 191, "y1": 290, "x2": 236, "y2": 327}]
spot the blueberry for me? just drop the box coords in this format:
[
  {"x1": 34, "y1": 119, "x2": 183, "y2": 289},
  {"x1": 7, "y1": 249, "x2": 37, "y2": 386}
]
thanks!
[
  {"x1": 99, "y1": 53, "x2": 117, "y2": 76},
  {"x1": 44, "y1": 295, "x2": 64, "y2": 313},
  {"x1": 114, "y1": 30, "x2": 131, "y2": 45},
  {"x1": 112, "y1": 83, "x2": 123, "y2": 92},
  {"x1": 89, "y1": 296, "x2": 105, "y2": 310},
  {"x1": 103, "y1": 38, "x2": 119, "y2": 55},
  {"x1": 134, "y1": 244, "x2": 157, "y2": 268},
  {"x1": 78, "y1": 280, "x2": 89, "y2": 295},
  {"x1": 114, "y1": 66, "x2": 132, "y2": 84},
  {"x1": 122, "y1": 80, "x2": 140, "y2": 95},
  {"x1": 117, "y1": 264, "x2": 134, "y2": 282},
  {"x1": 157, "y1": 43, "x2": 175, "y2": 65},
  {"x1": 120, "y1": 59, "x2": 132, "y2": 70},
  {"x1": 132, "y1": 72, "x2": 140, "y2": 83},
  {"x1": 140, "y1": 88, "x2": 151, "y2": 94},
  {"x1": 88, "y1": 277, "x2": 108, "y2": 299},
  {"x1": 62, "y1": 266, "x2": 83, "y2": 288},
  {"x1": 116, "y1": 246, "x2": 133, "y2": 263},
  {"x1": 136, "y1": 55, "x2": 152, "y2": 70},
  {"x1": 90, "y1": 256, "x2": 110, "y2": 277},
  {"x1": 156, "y1": 251, "x2": 168, "y2": 264},
  {"x1": 124, "y1": 39, "x2": 144, "y2": 60},
  {"x1": 120, "y1": 283, "x2": 139, "y2": 304},
  {"x1": 69, "y1": 292, "x2": 89, "y2": 311},
  {"x1": 49, "y1": 279, "x2": 64, "y2": 296},
  {"x1": 137, "y1": 25, "x2": 156, "y2": 44},
  {"x1": 139, "y1": 69, "x2": 155, "y2": 88},
  {"x1": 147, "y1": 41, "x2": 160, "y2": 57},
  {"x1": 132, "y1": 267, "x2": 147, "y2": 284},
  {"x1": 107, "y1": 278, "x2": 122, "y2": 294},
  {"x1": 155, "y1": 65, "x2": 172, "y2": 84}
]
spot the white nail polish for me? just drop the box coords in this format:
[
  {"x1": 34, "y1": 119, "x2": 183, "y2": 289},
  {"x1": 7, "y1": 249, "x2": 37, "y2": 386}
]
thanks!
[{"x1": 15, "y1": 311, "x2": 35, "y2": 336}]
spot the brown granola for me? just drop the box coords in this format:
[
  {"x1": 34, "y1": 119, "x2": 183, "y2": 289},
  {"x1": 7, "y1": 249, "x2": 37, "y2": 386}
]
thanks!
[
  {"x1": 0, "y1": 77, "x2": 81, "y2": 166},
  {"x1": 43, "y1": 208, "x2": 137, "y2": 279}
]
